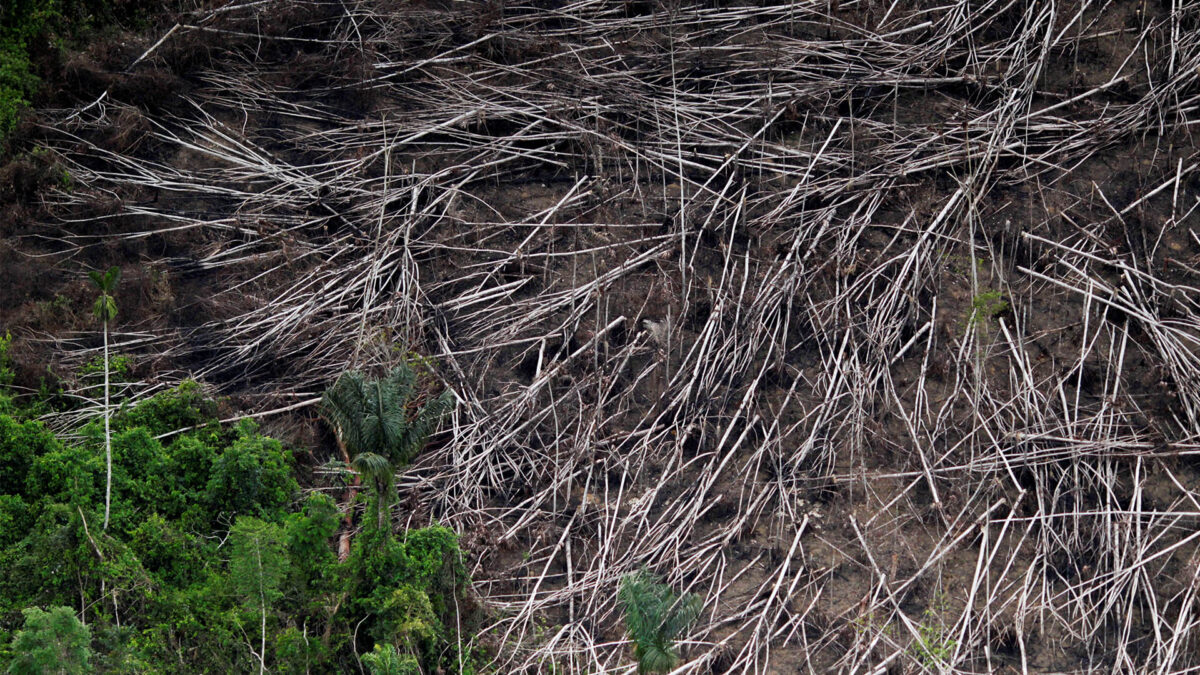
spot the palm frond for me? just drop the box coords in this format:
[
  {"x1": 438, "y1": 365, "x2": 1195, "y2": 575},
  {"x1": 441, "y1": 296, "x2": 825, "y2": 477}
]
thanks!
[
  {"x1": 619, "y1": 568, "x2": 701, "y2": 674},
  {"x1": 322, "y1": 364, "x2": 453, "y2": 466},
  {"x1": 321, "y1": 370, "x2": 369, "y2": 454},
  {"x1": 350, "y1": 451, "x2": 393, "y2": 484},
  {"x1": 396, "y1": 390, "x2": 454, "y2": 465}
]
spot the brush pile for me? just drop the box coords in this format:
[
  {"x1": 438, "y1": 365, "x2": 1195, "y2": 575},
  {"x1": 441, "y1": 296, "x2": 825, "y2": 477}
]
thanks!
[{"x1": 29, "y1": 0, "x2": 1200, "y2": 670}]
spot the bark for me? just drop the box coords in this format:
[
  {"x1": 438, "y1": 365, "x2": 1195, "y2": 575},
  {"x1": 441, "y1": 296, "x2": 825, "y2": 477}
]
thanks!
[
  {"x1": 335, "y1": 436, "x2": 359, "y2": 562},
  {"x1": 102, "y1": 318, "x2": 112, "y2": 530}
]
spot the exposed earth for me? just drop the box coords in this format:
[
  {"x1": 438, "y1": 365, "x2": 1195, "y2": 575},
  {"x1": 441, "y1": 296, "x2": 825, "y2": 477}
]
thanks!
[{"x1": 5, "y1": 0, "x2": 1200, "y2": 671}]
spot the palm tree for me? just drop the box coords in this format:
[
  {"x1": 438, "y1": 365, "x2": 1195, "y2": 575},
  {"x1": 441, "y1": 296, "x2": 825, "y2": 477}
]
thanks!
[
  {"x1": 320, "y1": 365, "x2": 453, "y2": 557},
  {"x1": 89, "y1": 266, "x2": 119, "y2": 530},
  {"x1": 619, "y1": 568, "x2": 702, "y2": 674},
  {"x1": 350, "y1": 451, "x2": 393, "y2": 532}
]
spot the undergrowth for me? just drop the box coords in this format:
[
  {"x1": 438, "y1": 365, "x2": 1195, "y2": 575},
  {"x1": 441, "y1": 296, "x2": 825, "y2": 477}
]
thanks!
[{"x1": 0, "y1": 370, "x2": 475, "y2": 672}]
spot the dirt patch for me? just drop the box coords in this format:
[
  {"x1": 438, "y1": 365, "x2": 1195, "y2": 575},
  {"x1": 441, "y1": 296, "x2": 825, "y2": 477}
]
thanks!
[{"x1": 4, "y1": 0, "x2": 1200, "y2": 672}]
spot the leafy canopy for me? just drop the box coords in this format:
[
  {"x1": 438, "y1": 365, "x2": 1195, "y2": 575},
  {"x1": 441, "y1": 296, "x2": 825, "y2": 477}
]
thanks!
[
  {"x1": 320, "y1": 365, "x2": 453, "y2": 467},
  {"x1": 363, "y1": 644, "x2": 421, "y2": 675},
  {"x1": 7, "y1": 606, "x2": 93, "y2": 675},
  {"x1": 229, "y1": 516, "x2": 290, "y2": 613},
  {"x1": 88, "y1": 266, "x2": 120, "y2": 323}
]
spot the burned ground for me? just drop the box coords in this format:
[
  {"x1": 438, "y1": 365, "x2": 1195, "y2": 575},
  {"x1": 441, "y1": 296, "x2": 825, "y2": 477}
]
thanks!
[{"x1": 5, "y1": 0, "x2": 1200, "y2": 671}]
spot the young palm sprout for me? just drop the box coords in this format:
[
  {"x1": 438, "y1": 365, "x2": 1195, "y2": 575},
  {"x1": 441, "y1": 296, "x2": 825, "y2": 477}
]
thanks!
[{"x1": 619, "y1": 569, "x2": 702, "y2": 674}]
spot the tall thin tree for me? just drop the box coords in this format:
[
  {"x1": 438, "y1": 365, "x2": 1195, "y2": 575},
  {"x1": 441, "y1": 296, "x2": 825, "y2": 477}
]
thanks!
[{"x1": 89, "y1": 266, "x2": 119, "y2": 530}]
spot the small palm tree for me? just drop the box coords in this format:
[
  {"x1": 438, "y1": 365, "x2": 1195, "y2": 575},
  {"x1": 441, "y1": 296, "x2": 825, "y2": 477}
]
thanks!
[
  {"x1": 321, "y1": 364, "x2": 453, "y2": 554},
  {"x1": 619, "y1": 568, "x2": 702, "y2": 674},
  {"x1": 350, "y1": 451, "x2": 394, "y2": 531},
  {"x1": 89, "y1": 266, "x2": 119, "y2": 530}
]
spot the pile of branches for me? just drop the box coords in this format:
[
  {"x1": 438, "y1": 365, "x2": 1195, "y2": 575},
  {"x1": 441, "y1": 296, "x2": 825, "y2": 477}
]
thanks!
[{"x1": 31, "y1": 0, "x2": 1200, "y2": 670}]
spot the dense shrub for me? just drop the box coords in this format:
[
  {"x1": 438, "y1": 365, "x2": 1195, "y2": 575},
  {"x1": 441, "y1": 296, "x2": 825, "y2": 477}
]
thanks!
[
  {"x1": 7, "y1": 606, "x2": 92, "y2": 674},
  {"x1": 205, "y1": 421, "x2": 298, "y2": 524},
  {"x1": 0, "y1": 377, "x2": 477, "y2": 673},
  {"x1": 0, "y1": 415, "x2": 59, "y2": 496},
  {"x1": 0, "y1": 1, "x2": 48, "y2": 142}
]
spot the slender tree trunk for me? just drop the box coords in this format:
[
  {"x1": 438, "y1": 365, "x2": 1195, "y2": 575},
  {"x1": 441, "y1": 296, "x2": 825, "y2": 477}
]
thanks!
[
  {"x1": 257, "y1": 543, "x2": 267, "y2": 675},
  {"x1": 336, "y1": 437, "x2": 358, "y2": 561},
  {"x1": 102, "y1": 318, "x2": 112, "y2": 530}
]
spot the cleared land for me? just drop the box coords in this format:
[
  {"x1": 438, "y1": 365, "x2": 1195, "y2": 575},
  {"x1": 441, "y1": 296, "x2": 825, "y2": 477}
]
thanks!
[{"x1": 6, "y1": 0, "x2": 1200, "y2": 671}]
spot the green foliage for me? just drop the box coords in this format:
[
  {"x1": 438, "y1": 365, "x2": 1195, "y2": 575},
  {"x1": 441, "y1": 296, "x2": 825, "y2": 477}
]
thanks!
[
  {"x1": 0, "y1": 22, "x2": 40, "y2": 142},
  {"x1": 229, "y1": 516, "x2": 290, "y2": 672},
  {"x1": 79, "y1": 353, "x2": 132, "y2": 382},
  {"x1": 25, "y1": 439, "x2": 97, "y2": 507},
  {"x1": 0, "y1": 415, "x2": 62, "y2": 497},
  {"x1": 350, "y1": 525, "x2": 469, "y2": 673},
  {"x1": 105, "y1": 427, "x2": 168, "y2": 528},
  {"x1": 7, "y1": 606, "x2": 92, "y2": 675},
  {"x1": 0, "y1": 495, "x2": 31, "y2": 549},
  {"x1": 113, "y1": 380, "x2": 215, "y2": 437},
  {"x1": 363, "y1": 643, "x2": 421, "y2": 675},
  {"x1": 618, "y1": 569, "x2": 702, "y2": 674},
  {"x1": 160, "y1": 434, "x2": 217, "y2": 524},
  {"x1": 321, "y1": 365, "x2": 454, "y2": 468},
  {"x1": 89, "y1": 266, "x2": 120, "y2": 323},
  {"x1": 322, "y1": 363, "x2": 453, "y2": 545},
  {"x1": 968, "y1": 289, "x2": 1008, "y2": 327},
  {"x1": 283, "y1": 493, "x2": 339, "y2": 596},
  {"x1": 397, "y1": 526, "x2": 464, "y2": 598},
  {"x1": 0, "y1": 333, "x2": 13, "y2": 389},
  {"x1": 229, "y1": 516, "x2": 289, "y2": 612},
  {"x1": 352, "y1": 451, "x2": 395, "y2": 532},
  {"x1": 205, "y1": 421, "x2": 297, "y2": 524},
  {"x1": 0, "y1": 373, "x2": 478, "y2": 674},
  {"x1": 372, "y1": 585, "x2": 439, "y2": 652},
  {"x1": 1, "y1": 504, "x2": 86, "y2": 609},
  {"x1": 909, "y1": 592, "x2": 957, "y2": 669},
  {"x1": 129, "y1": 514, "x2": 203, "y2": 587},
  {"x1": 273, "y1": 625, "x2": 329, "y2": 675}
]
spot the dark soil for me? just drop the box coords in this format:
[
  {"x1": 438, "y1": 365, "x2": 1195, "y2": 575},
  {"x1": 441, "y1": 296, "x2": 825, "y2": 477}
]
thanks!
[{"x1": 5, "y1": 0, "x2": 1200, "y2": 672}]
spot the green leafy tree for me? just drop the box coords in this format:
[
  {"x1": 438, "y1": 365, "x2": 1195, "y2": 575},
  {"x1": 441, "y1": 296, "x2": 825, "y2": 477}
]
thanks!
[
  {"x1": 104, "y1": 427, "x2": 169, "y2": 531},
  {"x1": 229, "y1": 516, "x2": 289, "y2": 675},
  {"x1": 7, "y1": 606, "x2": 93, "y2": 675},
  {"x1": 618, "y1": 569, "x2": 702, "y2": 674},
  {"x1": 114, "y1": 380, "x2": 214, "y2": 437},
  {"x1": 129, "y1": 513, "x2": 203, "y2": 587},
  {"x1": 372, "y1": 585, "x2": 439, "y2": 657},
  {"x1": 321, "y1": 365, "x2": 453, "y2": 554},
  {"x1": 0, "y1": 414, "x2": 62, "y2": 497},
  {"x1": 0, "y1": 494, "x2": 31, "y2": 549},
  {"x1": 88, "y1": 266, "x2": 119, "y2": 530},
  {"x1": 348, "y1": 525, "x2": 467, "y2": 673},
  {"x1": 284, "y1": 493, "x2": 339, "y2": 595},
  {"x1": 362, "y1": 643, "x2": 420, "y2": 675},
  {"x1": 205, "y1": 421, "x2": 297, "y2": 524}
]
